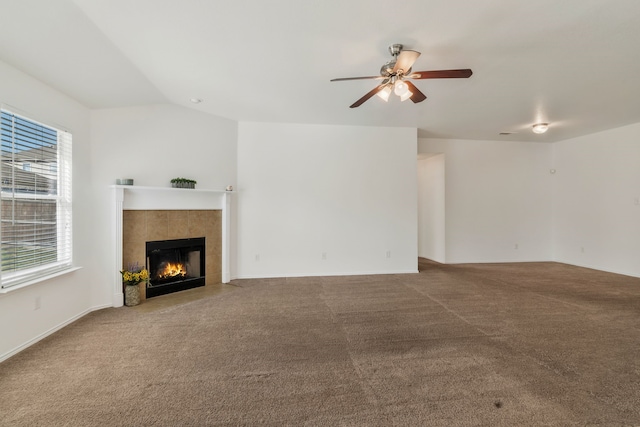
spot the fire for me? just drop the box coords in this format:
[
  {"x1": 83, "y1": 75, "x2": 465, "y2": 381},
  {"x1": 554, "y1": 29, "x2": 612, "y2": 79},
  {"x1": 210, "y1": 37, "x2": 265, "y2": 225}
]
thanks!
[{"x1": 158, "y1": 262, "x2": 187, "y2": 279}]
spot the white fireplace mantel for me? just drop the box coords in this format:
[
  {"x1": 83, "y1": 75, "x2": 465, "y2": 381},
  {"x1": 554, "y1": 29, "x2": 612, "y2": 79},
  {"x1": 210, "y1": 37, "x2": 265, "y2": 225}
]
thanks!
[{"x1": 111, "y1": 185, "x2": 233, "y2": 307}]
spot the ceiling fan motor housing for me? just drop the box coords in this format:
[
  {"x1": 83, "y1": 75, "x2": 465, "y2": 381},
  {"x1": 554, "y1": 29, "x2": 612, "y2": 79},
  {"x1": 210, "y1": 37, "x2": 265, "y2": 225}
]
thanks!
[
  {"x1": 381, "y1": 61, "x2": 396, "y2": 76},
  {"x1": 381, "y1": 44, "x2": 410, "y2": 77}
]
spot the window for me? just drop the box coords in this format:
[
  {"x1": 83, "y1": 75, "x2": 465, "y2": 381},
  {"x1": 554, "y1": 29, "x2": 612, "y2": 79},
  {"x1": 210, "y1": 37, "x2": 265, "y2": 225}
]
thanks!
[{"x1": 1, "y1": 109, "x2": 72, "y2": 289}]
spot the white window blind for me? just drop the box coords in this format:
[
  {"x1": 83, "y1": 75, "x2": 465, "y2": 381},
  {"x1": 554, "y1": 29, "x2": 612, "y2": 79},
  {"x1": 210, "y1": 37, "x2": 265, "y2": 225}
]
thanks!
[{"x1": 1, "y1": 109, "x2": 72, "y2": 289}]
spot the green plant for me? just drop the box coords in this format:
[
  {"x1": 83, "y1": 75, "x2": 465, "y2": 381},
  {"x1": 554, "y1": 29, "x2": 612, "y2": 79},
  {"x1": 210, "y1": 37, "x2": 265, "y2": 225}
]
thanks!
[
  {"x1": 170, "y1": 177, "x2": 197, "y2": 184},
  {"x1": 170, "y1": 177, "x2": 197, "y2": 189}
]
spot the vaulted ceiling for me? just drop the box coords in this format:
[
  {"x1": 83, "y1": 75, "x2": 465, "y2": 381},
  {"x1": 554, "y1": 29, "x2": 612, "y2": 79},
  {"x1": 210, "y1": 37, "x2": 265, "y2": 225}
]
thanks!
[{"x1": 1, "y1": 0, "x2": 640, "y2": 142}]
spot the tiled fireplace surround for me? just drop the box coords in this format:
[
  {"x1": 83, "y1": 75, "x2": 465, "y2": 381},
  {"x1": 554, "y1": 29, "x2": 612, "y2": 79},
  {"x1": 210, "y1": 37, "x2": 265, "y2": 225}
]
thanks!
[
  {"x1": 112, "y1": 186, "x2": 232, "y2": 307},
  {"x1": 123, "y1": 210, "x2": 221, "y2": 301}
]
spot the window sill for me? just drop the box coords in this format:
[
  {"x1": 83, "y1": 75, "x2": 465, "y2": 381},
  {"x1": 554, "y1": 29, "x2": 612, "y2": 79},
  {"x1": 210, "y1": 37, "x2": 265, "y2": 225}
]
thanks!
[{"x1": 0, "y1": 266, "x2": 82, "y2": 294}]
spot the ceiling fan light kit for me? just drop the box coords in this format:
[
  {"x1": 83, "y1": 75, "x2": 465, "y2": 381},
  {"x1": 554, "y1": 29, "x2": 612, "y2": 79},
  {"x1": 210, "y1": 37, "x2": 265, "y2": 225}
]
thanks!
[
  {"x1": 400, "y1": 90, "x2": 413, "y2": 102},
  {"x1": 331, "y1": 43, "x2": 472, "y2": 108},
  {"x1": 532, "y1": 123, "x2": 549, "y2": 134},
  {"x1": 377, "y1": 85, "x2": 392, "y2": 101},
  {"x1": 394, "y1": 80, "x2": 409, "y2": 96}
]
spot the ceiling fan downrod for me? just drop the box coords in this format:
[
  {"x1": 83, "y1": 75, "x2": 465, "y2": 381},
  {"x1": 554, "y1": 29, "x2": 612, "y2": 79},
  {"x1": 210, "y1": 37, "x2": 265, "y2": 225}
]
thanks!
[
  {"x1": 382, "y1": 44, "x2": 403, "y2": 77},
  {"x1": 389, "y1": 44, "x2": 403, "y2": 58}
]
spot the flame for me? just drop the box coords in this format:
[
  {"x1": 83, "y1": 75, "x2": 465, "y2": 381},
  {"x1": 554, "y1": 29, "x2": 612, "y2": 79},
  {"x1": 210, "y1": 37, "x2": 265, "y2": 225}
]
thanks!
[{"x1": 158, "y1": 262, "x2": 187, "y2": 279}]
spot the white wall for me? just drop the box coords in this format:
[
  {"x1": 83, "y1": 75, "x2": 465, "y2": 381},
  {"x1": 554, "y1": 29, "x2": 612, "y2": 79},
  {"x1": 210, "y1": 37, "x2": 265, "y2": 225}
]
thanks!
[
  {"x1": 419, "y1": 138, "x2": 554, "y2": 263},
  {"x1": 0, "y1": 60, "x2": 95, "y2": 361},
  {"x1": 90, "y1": 104, "x2": 239, "y2": 304},
  {"x1": 553, "y1": 122, "x2": 640, "y2": 277},
  {"x1": 237, "y1": 123, "x2": 418, "y2": 278},
  {"x1": 417, "y1": 154, "x2": 446, "y2": 262},
  {"x1": 90, "y1": 104, "x2": 237, "y2": 189}
]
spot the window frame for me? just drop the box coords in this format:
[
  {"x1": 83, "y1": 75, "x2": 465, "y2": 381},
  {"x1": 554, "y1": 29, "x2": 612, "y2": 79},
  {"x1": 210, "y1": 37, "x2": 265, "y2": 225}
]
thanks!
[{"x1": 0, "y1": 108, "x2": 73, "y2": 289}]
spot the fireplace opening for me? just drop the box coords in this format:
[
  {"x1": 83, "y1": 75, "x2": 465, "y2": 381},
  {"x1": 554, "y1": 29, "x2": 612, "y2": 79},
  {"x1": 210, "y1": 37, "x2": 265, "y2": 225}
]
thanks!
[{"x1": 146, "y1": 237, "x2": 205, "y2": 298}]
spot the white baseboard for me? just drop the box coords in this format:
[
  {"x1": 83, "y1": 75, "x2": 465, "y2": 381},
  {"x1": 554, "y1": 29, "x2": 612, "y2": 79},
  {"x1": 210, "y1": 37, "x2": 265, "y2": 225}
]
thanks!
[
  {"x1": 0, "y1": 304, "x2": 120, "y2": 363},
  {"x1": 91, "y1": 302, "x2": 115, "y2": 311},
  {"x1": 553, "y1": 260, "x2": 640, "y2": 279},
  {"x1": 235, "y1": 269, "x2": 419, "y2": 280},
  {"x1": 113, "y1": 292, "x2": 124, "y2": 308},
  {"x1": 0, "y1": 305, "x2": 105, "y2": 363}
]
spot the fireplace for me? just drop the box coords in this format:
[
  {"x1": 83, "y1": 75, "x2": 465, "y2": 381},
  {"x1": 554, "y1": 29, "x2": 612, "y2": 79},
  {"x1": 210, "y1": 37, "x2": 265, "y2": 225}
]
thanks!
[{"x1": 146, "y1": 237, "x2": 205, "y2": 298}]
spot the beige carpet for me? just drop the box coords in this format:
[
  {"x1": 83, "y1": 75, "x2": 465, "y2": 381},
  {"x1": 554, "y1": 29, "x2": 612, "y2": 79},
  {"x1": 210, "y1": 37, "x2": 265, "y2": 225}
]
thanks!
[{"x1": 1, "y1": 259, "x2": 640, "y2": 426}]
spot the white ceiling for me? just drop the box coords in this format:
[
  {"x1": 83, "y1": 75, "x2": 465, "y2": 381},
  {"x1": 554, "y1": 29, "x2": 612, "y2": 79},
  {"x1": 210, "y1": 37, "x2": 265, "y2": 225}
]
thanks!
[{"x1": 1, "y1": 0, "x2": 640, "y2": 142}]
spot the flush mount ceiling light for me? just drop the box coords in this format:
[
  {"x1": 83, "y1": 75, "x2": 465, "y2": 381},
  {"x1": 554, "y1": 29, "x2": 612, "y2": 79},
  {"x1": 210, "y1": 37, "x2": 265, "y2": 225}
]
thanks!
[
  {"x1": 331, "y1": 44, "x2": 473, "y2": 108},
  {"x1": 190, "y1": 98, "x2": 203, "y2": 104},
  {"x1": 532, "y1": 123, "x2": 549, "y2": 134}
]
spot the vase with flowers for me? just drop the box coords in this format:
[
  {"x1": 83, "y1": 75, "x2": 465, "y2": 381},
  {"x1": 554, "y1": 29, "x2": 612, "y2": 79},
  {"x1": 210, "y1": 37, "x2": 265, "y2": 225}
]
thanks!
[{"x1": 121, "y1": 262, "x2": 149, "y2": 306}]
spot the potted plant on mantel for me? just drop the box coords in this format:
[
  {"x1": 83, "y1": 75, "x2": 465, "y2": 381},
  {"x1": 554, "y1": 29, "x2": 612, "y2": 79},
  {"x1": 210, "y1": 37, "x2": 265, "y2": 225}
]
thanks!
[
  {"x1": 120, "y1": 262, "x2": 149, "y2": 306},
  {"x1": 170, "y1": 177, "x2": 197, "y2": 189}
]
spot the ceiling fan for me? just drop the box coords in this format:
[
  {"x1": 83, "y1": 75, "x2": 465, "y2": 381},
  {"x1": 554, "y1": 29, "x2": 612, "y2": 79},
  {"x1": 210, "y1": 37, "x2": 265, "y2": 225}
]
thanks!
[{"x1": 331, "y1": 44, "x2": 472, "y2": 108}]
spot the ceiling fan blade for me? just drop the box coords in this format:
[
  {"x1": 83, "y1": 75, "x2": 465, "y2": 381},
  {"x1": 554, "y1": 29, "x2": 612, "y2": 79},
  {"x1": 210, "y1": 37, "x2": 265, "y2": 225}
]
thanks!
[
  {"x1": 392, "y1": 50, "x2": 420, "y2": 74},
  {"x1": 349, "y1": 82, "x2": 388, "y2": 108},
  {"x1": 408, "y1": 69, "x2": 473, "y2": 79},
  {"x1": 331, "y1": 76, "x2": 385, "y2": 82},
  {"x1": 405, "y1": 81, "x2": 427, "y2": 103}
]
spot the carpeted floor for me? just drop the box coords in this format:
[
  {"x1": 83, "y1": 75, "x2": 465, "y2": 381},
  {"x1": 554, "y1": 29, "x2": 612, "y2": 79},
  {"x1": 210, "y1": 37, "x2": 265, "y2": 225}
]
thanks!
[{"x1": 1, "y1": 259, "x2": 640, "y2": 426}]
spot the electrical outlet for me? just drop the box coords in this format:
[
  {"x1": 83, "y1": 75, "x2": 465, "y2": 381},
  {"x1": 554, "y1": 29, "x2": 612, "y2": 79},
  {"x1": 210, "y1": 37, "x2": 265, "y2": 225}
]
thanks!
[
  {"x1": 386, "y1": 250, "x2": 391, "y2": 258},
  {"x1": 635, "y1": 197, "x2": 640, "y2": 206},
  {"x1": 255, "y1": 254, "x2": 260, "y2": 262},
  {"x1": 581, "y1": 247, "x2": 585, "y2": 253},
  {"x1": 35, "y1": 296, "x2": 41, "y2": 310},
  {"x1": 322, "y1": 252, "x2": 327, "y2": 260},
  {"x1": 514, "y1": 243, "x2": 519, "y2": 250}
]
